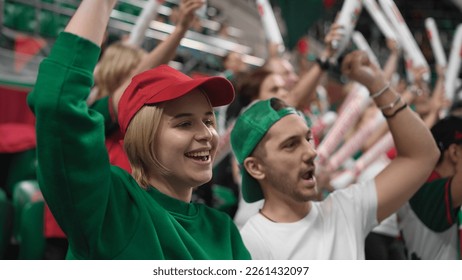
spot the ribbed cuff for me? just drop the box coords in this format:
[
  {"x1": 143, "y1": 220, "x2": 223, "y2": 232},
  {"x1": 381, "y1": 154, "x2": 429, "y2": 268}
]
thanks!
[{"x1": 49, "y1": 32, "x2": 101, "y2": 72}]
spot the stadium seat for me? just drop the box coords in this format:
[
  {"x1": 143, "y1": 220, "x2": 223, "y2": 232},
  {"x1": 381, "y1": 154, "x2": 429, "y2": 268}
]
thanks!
[
  {"x1": 0, "y1": 189, "x2": 14, "y2": 259},
  {"x1": 12, "y1": 180, "x2": 45, "y2": 259},
  {"x1": 5, "y1": 149, "x2": 37, "y2": 196}
]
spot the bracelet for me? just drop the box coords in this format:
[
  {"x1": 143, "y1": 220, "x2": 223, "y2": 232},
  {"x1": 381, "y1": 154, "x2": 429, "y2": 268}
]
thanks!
[
  {"x1": 370, "y1": 83, "x2": 390, "y2": 99},
  {"x1": 382, "y1": 103, "x2": 408, "y2": 119},
  {"x1": 378, "y1": 94, "x2": 401, "y2": 111},
  {"x1": 315, "y1": 57, "x2": 330, "y2": 71},
  {"x1": 407, "y1": 85, "x2": 423, "y2": 96}
]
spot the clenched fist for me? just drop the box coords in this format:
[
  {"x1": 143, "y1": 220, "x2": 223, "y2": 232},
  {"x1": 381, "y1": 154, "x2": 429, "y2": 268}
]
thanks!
[{"x1": 341, "y1": 50, "x2": 387, "y2": 94}]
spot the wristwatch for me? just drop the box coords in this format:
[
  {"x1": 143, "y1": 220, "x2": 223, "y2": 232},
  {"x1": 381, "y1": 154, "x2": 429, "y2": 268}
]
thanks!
[{"x1": 315, "y1": 56, "x2": 330, "y2": 71}]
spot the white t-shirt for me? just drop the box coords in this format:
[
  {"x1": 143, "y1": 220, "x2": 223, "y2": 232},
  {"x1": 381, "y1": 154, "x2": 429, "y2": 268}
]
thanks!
[
  {"x1": 240, "y1": 180, "x2": 378, "y2": 259},
  {"x1": 233, "y1": 198, "x2": 263, "y2": 229},
  {"x1": 398, "y1": 202, "x2": 459, "y2": 260},
  {"x1": 357, "y1": 155, "x2": 400, "y2": 237},
  {"x1": 397, "y1": 172, "x2": 460, "y2": 260}
]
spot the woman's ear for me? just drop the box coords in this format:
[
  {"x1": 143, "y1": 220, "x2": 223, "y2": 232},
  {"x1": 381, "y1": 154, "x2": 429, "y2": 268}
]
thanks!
[{"x1": 243, "y1": 156, "x2": 265, "y2": 181}]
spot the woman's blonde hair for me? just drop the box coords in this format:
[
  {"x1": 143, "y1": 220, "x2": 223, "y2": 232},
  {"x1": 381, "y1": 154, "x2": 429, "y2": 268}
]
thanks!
[
  {"x1": 94, "y1": 42, "x2": 146, "y2": 99},
  {"x1": 124, "y1": 105, "x2": 171, "y2": 188}
]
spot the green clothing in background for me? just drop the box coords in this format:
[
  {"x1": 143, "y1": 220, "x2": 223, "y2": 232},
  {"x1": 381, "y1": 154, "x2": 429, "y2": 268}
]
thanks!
[{"x1": 27, "y1": 32, "x2": 250, "y2": 260}]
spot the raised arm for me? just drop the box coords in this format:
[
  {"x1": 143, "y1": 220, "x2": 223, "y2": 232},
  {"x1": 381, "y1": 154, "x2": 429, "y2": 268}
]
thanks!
[
  {"x1": 27, "y1": 0, "x2": 140, "y2": 258},
  {"x1": 64, "y1": 0, "x2": 117, "y2": 45},
  {"x1": 429, "y1": 65, "x2": 451, "y2": 120},
  {"x1": 408, "y1": 65, "x2": 447, "y2": 128},
  {"x1": 341, "y1": 50, "x2": 440, "y2": 222},
  {"x1": 382, "y1": 39, "x2": 401, "y2": 82},
  {"x1": 133, "y1": 0, "x2": 204, "y2": 71},
  {"x1": 285, "y1": 24, "x2": 344, "y2": 110}
]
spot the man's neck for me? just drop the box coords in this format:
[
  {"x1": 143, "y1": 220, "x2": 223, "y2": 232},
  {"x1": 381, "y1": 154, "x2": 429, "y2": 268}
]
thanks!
[
  {"x1": 260, "y1": 199, "x2": 312, "y2": 223},
  {"x1": 434, "y1": 160, "x2": 455, "y2": 179}
]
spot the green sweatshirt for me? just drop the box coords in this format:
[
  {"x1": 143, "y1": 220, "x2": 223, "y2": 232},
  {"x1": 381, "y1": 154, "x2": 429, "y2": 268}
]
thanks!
[{"x1": 27, "y1": 32, "x2": 251, "y2": 260}]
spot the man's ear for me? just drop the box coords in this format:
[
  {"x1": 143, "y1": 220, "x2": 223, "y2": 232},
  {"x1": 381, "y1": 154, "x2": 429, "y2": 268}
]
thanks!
[
  {"x1": 448, "y1": 144, "x2": 460, "y2": 163},
  {"x1": 243, "y1": 156, "x2": 265, "y2": 180}
]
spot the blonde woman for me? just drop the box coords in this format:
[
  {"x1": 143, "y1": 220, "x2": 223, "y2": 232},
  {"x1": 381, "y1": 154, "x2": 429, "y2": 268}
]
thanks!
[{"x1": 29, "y1": 0, "x2": 250, "y2": 260}]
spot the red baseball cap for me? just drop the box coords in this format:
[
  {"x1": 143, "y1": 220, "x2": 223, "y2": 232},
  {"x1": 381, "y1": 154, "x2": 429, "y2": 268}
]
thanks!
[{"x1": 118, "y1": 64, "x2": 235, "y2": 133}]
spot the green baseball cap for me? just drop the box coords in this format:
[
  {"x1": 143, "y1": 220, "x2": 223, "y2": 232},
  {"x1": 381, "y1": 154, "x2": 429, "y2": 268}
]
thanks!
[{"x1": 230, "y1": 98, "x2": 300, "y2": 203}]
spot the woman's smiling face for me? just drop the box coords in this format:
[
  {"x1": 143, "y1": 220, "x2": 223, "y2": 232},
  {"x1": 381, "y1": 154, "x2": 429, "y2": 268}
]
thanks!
[{"x1": 155, "y1": 89, "x2": 218, "y2": 189}]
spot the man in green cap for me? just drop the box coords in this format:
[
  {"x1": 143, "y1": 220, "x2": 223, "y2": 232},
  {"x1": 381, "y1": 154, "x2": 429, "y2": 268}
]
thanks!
[{"x1": 230, "y1": 50, "x2": 440, "y2": 259}]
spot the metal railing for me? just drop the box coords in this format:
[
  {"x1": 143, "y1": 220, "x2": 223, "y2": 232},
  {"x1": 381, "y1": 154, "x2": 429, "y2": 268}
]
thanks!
[{"x1": 2, "y1": 0, "x2": 263, "y2": 66}]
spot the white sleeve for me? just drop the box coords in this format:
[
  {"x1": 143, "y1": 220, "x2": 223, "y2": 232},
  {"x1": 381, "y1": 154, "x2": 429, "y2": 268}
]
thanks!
[
  {"x1": 240, "y1": 219, "x2": 273, "y2": 260},
  {"x1": 333, "y1": 179, "x2": 378, "y2": 234}
]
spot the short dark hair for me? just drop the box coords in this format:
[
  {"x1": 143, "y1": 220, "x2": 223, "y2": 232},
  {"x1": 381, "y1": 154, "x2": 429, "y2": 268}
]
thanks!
[{"x1": 430, "y1": 115, "x2": 462, "y2": 163}]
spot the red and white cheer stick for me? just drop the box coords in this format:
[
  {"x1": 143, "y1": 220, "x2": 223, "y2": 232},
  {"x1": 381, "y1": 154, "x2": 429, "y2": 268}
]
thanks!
[
  {"x1": 336, "y1": 80, "x2": 371, "y2": 116},
  {"x1": 352, "y1": 31, "x2": 380, "y2": 67},
  {"x1": 316, "y1": 83, "x2": 370, "y2": 166},
  {"x1": 329, "y1": 168, "x2": 355, "y2": 190},
  {"x1": 425, "y1": 18, "x2": 447, "y2": 68},
  {"x1": 379, "y1": 0, "x2": 429, "y2": 81},
  {"x1": 311, "y1": 111, "x2": 338, "y2": 144},
  {"x1": 127, "y1": 0, "x2": 164, "y2": 46},
  {"x1": 256, "y1": 0, "x2": 285, "y2": 53},
  {"x1": 330, "y1": 132, "x2": 394, "y2": 189},
  {"x1": 312, "y1": 85, "x2": 330, "y2": 115},
  {"x1": 327, "y1": 109, "x2": 385, "y2": 172},
  {"x1": 362, "y1": 0, "x2": 397, "y2": 41},
  {"x1": 445, "y1": 24, "x2": 462, "y2": 105},
  {"x1": 354, "y1": 132, "x2": 393, "y2": 174},
  {"x1": 330, "y1": 0, "x2": 363, "y2": 63}
]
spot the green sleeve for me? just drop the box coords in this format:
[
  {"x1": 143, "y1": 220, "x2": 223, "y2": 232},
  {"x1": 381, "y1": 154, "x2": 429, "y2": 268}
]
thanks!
[
  {"x1": 230, "y1": 221, "x2": 252, "y2": 259},
  {"x1": 27, "y1": 32, "x2": 138, "y2": 258},
  {"x1": 409, "y1": 177, "x2": 458, "y2": 232},
  {"x1": 90, "y1": 96, "x2": 118, "y2": 134}
]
